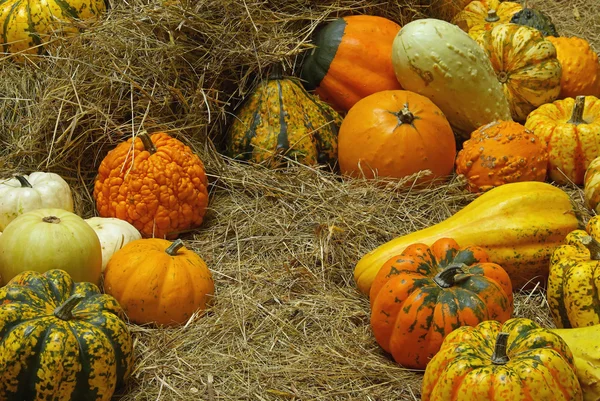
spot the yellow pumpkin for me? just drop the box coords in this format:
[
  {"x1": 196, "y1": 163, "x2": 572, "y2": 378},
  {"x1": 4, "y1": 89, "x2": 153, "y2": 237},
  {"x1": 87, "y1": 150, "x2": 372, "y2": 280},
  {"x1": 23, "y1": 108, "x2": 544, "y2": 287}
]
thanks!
[
  {"x1": 584, "y1": 155, "x2": 600, "y2": 213},
  {"x1": 452, "y1": 0, "x2": 522, "y2": 39}
]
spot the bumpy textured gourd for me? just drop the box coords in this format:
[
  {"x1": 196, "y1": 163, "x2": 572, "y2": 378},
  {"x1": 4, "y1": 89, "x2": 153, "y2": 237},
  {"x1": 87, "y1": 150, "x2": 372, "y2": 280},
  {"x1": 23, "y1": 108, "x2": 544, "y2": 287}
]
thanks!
[{"x1": 510, "y1": 7, "x2": 559, "y2": 37}]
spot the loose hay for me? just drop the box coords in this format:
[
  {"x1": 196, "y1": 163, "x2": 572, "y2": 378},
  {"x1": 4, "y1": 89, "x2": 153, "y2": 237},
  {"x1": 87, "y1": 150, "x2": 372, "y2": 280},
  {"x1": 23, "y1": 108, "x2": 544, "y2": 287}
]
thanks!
[{"x1": 0, "y1": 0, "x2": 599, "y2": 399}]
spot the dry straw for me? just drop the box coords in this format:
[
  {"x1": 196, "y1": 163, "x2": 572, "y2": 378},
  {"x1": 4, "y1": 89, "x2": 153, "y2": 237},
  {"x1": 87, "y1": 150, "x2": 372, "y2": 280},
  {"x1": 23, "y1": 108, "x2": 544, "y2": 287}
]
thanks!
[{"x1": 0, "y1": 0, "x2": 598, "y2": 399}]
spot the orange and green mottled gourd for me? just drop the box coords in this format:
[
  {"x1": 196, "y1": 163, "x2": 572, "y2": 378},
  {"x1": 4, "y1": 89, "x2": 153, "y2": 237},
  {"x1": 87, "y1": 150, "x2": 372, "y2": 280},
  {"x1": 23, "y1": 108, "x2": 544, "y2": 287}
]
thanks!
[
  {"x1": 477, "y1": 23, "x2": 562, "y2": 122},
  {"x1": 93, "y1": 131, "x2": 209, "y2": 239},
  {"x1": 548, "y1": 216, "x2": 600, "y2": 329},
  {"x1": 455, "y1": 120, "x2": 548, "y2": 193},
  {"x1": 103, "y1": 238, "x2": 215, "y2": 327},
  {"x1": 0, "y1": 0, "x2": 107, "y2": 57},
  {"x1": 422, "y1": 318, "x2": 583, "y2": 401},
  {"x1": 227, "y1": 72, "x2": 342, "y2": 168},
  {"x1": 525, "y1": 95, "x2": 600, "y2": 185},
  {"x1": 451, "y1": 0, "x2": 522, "y2": 39},
  {"x1": 0, "y1": 269, "x2": 134, "y2": 401},
  {"x1": 584, "y1": 156, "x2": 600, "y2": 213},
  {"x1": 300, "y1": 15, "x2": 402, "y2": 113},
  {"x1": 369, "y1": 238, "x2": 513, "y2": 370}
]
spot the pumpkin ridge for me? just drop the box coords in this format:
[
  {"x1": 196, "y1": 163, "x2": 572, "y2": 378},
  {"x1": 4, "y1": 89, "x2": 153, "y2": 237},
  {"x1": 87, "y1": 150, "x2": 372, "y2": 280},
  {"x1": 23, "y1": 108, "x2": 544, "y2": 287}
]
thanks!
[
  {"x1": 275, "y1": 79, "x2": 290, "y2": 153},
  {"x1": 2, "y1": 1, "x2": 22, "y2": 52},
  {"x1": 53, "y1": 0, "x2": 81, "y2": 19}
]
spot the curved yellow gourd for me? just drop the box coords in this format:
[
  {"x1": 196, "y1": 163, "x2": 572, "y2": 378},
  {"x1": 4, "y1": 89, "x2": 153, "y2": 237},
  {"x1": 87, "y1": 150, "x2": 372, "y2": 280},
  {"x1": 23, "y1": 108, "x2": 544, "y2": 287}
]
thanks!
[{"x1": 354, "y1": 181, "x2": 580, "y2": 295}]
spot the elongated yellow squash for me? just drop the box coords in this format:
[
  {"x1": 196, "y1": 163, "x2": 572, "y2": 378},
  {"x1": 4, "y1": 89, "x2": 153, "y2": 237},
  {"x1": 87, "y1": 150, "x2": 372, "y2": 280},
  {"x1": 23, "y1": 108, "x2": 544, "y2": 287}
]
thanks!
[{"x1": 354, "y1": 181, "x2": 580, "y2": 295}]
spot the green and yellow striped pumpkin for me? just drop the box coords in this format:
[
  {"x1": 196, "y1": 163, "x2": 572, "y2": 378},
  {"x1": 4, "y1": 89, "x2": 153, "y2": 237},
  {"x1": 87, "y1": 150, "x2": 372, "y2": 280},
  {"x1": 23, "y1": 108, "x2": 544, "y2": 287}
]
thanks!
[
  {"x1": 0, "y1": 269, "x2": 134, "y2": 401},
  {"x1": 0, "y1": 0, "x2": 107, "y2": 56},
  {"x1": 227, "y1": 70, "x2": 342, "y2": 168}
]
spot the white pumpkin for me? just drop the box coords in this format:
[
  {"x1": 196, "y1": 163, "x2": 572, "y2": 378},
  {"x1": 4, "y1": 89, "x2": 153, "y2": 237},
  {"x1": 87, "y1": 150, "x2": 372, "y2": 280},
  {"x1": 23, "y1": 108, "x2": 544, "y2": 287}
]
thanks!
[
  {"x1": 85, "y1": 217, "x2": 142, "y2": 271},
  {"x1": 0, "y1": 172, "x2": 74, "y2": 231},
  {"x1": 390, "y1": 18, "x2": 512, "y2": 140},
  {"x1": 0, "y1": 208, "x2": 102, "y2": 285}
]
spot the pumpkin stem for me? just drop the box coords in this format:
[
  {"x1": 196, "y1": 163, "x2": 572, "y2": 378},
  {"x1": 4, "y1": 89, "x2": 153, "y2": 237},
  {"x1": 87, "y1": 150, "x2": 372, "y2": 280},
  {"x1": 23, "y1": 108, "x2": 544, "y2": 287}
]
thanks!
[
  {"x1": 268, "y1": 64, "x2": 284, "y2": 80},
  {"x1": 15, "y1": 175, "x2": 33, "y2": 188},
  {"x1": 491, "y1": 332, "x2": 510, "y2": 365},
  {"x1": 581, "y1": 235, "x2": 600, "y2": 260},
  {"x1": 54, "y1": 294, "x2": 86, "y2": 321},
  {"x1": 139, "y1": 132, "x2": 157, "y2": 154},
  {"x1": 391, "y1": 104, "x2": 417, "y2": 126},
  {"x1": 42, "y1": 216, "x2": 61, "y2": 224},
  {"x1": 485, "y1": 9, "x2": 500, "y2": 23},
  {"x1": 166, "y1": 238, "x2": 185, "y2": 256},
  {"x1": 433, "y1": 264, "x2": 469, "y2": 288},
  {"x1": 568, "y1": 96, "x2": 586, "y2": 125}
]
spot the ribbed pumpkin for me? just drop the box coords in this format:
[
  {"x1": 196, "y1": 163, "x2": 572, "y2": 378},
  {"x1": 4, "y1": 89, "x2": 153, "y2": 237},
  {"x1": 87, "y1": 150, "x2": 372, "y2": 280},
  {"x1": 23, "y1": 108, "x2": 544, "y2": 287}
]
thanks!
[
  {"x1": 548, "y1": 216, "x2": 600, "y2": 329},
  {"x1": 0, "y1": 0, "x2": 107, "y2": 57},
  {"x1": 547, "y1": 36, "x2": 600, "y2": 99},
  {"x1": 510, "y1": 7, "x2": 559, "y2": 37},
  {"x1": 227, "y1": 71, "x2": 342, "y2": 168},
  {"x1": 337, "y1": 90, "x2": 456, "y2": 183},
  {"x1": 103, "y1": 238, "x2": 215, "y2": 327},
  {"x1": 422, "y1": 318, "x2": 583, "y2": 401},
  {"x1": 93, "y1": 131, "x2": 209, "y2": 239},
  {"x1": 0, "y1": 269, "x2": 134, "y2": 400},
  {"x1": 300, "y1": 15, "x2": 402, "y2": 113},
  {"x1": 525, "y1": 95, "x2": 600, "y2": 185},
  {"x1": 452, "y1": 0, "x2": 522, "y2": 40},
  {"x1": 455, "y1": 120, "x2": 548, "y2": 193},
  {"x1": 584, "y1": 156, "x2": 600, "y2": 213},
  {"x1": 476, "y1": 23, "x2": 562, "y2": 121},
  {"x1": 369, "y1": 238, "x2": 513, "y2": 370}
]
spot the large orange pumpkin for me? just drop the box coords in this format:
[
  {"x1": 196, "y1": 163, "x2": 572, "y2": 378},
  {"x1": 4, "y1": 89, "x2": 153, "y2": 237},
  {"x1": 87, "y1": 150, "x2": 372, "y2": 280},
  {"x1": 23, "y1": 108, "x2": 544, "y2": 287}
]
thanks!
[
  {"x1": 93, "y1": 132, "x2": 209, "y2": 239},
  {"x1": 337, "y1": 90, "x2": 456, "y2": 183}
]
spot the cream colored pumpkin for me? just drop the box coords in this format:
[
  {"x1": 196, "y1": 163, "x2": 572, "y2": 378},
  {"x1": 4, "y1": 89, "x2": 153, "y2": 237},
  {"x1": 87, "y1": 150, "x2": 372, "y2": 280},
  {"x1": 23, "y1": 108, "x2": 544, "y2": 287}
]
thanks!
[
  {"x1": 85, "y1": 217, "x2": 142, "y2": 271},
  {"x1": 391, "y1": 18, "x2": 512, "y2": 141},
  {"x1": 0, "y1": 172, "x2": 74, "y2": 231}
]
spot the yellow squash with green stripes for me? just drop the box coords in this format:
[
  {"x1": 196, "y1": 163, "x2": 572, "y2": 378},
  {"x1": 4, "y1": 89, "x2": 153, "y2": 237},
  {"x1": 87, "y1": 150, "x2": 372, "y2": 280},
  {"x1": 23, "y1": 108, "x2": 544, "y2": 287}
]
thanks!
[
  {"x1": 0, "y1": 0, "x2": 106, "y2": 56},
  {"x1": 0, "y1": 269, "x2": 133, "y2": 400},
  {"x1": 548, "y1": 215, "x2": 600, "y2": 329},
  {"x1": 227, "y1": 70, "x2": 342, "y2": 168}
]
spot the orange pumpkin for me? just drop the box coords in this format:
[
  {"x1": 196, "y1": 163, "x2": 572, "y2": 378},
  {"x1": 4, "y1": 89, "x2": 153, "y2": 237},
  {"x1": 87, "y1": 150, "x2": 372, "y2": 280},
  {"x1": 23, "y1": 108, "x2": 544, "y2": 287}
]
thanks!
[
  {"x1": 546, "y1": 36, "x2": 600, "y2": 99},
  {"x1": 103, "y1": 238, "x2": 215, "y2": 326},
  {"x1": 455, "y1": 120, "x2": 548, "y2": 193},
  {"x1": 93, "y1": 132, "x2": 209, "y2": 239},
  {"x1": 369, "y1": 238, "x2": 514, "y2": 370},
  {"x1": 337, "y1": 90, "x2": 456, "y2": 183},
  {"x1": 452, "y1": 0, "x2": 522, "y2": 39},
  {"x1": 525, "y1": 95, "x2": 600, "y2": 185}
]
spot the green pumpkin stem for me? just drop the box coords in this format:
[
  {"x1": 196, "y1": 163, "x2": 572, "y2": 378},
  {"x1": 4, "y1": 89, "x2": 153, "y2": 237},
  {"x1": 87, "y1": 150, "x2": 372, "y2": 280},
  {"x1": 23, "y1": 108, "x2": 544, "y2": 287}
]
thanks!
[
  {"x1": 485, "y1": 9, "x2": 500, "y2": 23},
  {"x1": 491, "y1": 332, "x2": 510, "y2": 365},
  {"x1": 15, "y1": 175, "x2": 32, "y2": 188},
  {"x1": 268, "y1": 64, "x2": 284, "y2": 81},
  {"x1": 568, "y1": 96, "x2": 586, "y2": 125},
  {"x1": 139, "y1": 132, "x2": 157, "y2": 154},
  {"x1": 166, "y1": 238, "x2": 185, "y2": 256},
  {"x1": 581, "y1": 235, "x2": 600, "y2": 260},
  {"x1": 54, "y1": 294, "x2": 86, "y2": 321},
  {"x1": 433, "y1": 264, "x2": 469, "y2": 288}
]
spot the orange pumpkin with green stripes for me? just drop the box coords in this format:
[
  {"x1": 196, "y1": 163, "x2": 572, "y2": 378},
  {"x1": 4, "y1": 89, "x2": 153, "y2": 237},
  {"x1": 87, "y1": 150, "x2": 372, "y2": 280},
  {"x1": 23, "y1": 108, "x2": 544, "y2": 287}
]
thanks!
[
  {"x1": 0, "y1": 0, "x2": 107, "y2": 56},
  {"x1": 369, "y1": 238, "x2": 513, "y2": 370},
  {"x1": 422, "y1": 318, "x2": 583, "y2": 400},
  {"x1": 227, "y1": 71, "x2": 342, "y2": 168},
  {"x1": 0, "y1": 269, "x2": 133, "y2": 400}
]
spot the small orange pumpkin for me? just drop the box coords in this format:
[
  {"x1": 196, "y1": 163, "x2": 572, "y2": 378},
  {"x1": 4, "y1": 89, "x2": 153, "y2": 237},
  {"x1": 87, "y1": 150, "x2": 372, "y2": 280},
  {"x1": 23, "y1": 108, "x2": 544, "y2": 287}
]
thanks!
[
  {"x1": 455, "y1": 120, "x2": 548, "y2": 193},
  {"x1": 337, "y1": 90, "x2": 456, "y2": 183},
  {"x1": 93, "y1": 132, "x2": 209, "y2": 239},
  {"x1": 103, "y1": 238, "x2": 215, "y2": 327}
]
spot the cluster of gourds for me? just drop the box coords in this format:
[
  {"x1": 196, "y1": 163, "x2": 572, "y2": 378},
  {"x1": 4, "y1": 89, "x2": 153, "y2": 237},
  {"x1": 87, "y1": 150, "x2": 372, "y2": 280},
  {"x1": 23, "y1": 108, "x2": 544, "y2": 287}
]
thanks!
[{"x1": 0, "y1": 132, "x2": 216, "y2": 399}]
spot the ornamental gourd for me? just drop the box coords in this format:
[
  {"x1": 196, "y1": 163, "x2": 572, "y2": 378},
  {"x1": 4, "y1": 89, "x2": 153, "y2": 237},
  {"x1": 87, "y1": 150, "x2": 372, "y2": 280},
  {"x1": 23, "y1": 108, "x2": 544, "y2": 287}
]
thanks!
[
  {"x1": 227, "y1": 71, "x2": 342, "y2": 168},
  {"x1": 370, "y1": 238, "x2": 513, "y2": 370},
  {"x1": 510, "y1": 7, "x2": 559, "y2": 37},
  {"x1": 548, "y1": 216, "x2": 600, "y2": 329},
  {"x1": 103, "y1": 238, "x2": 215, "y2": 326},
  {"x1": 300, "y1": 15, "x2": 402, "y2": 113},
  {"x1": 391, "y1": 18, "x2": 512, "y2": 142},
  {"x1": 0, "y1": 172, "x2": 74, "y2": 231},
  {"x1": 422, "y1": 318, "x2": 583, "y2": 401},
  {"x1": 354, "y1": 181, "x2": 579, "y2": 295},
  {"x1": 584, "y1": 156, "x2": 600, "y2": 214},
  {"x1": 525, "y1": 95, "x2": 600, "y2": 185},
  {"x1": 452, "y1": 0, "x2": 522, "y2": 40},
  {"x1": 93, "y1": 131, "x2": 209, "y2": 239},
  {"x1": 0, "y1": 208, "x2": 102, "y2": 285},
  {"x1": 455, "y1": 120, "x2": 548, "y2": 192},
  {"x1": 337, "y1": 90, "x2": 456, "y2": 182},
  {"x1": 476, "y1": 23, "x2": 562, "y2": 121},
  {"x1": 0, "y1": 269, "x2": 134, "y2": 400},
  {"x1": 85, "y1": 217, "x2": 142, "y2": 271}
]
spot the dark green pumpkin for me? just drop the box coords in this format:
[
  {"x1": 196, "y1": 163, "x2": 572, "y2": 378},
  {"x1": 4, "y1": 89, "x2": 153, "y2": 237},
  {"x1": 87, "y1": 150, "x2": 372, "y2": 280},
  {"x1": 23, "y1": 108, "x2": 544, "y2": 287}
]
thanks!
[
  {"x1": 227, "y1": 71, "x2": 342, "y2": 168},
  {"x1": 0, "y1": 269, "x2": 134, "y2": 401},
  {"x1": 510, "y1": 8, "x2": 559, "y2": 37}
]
